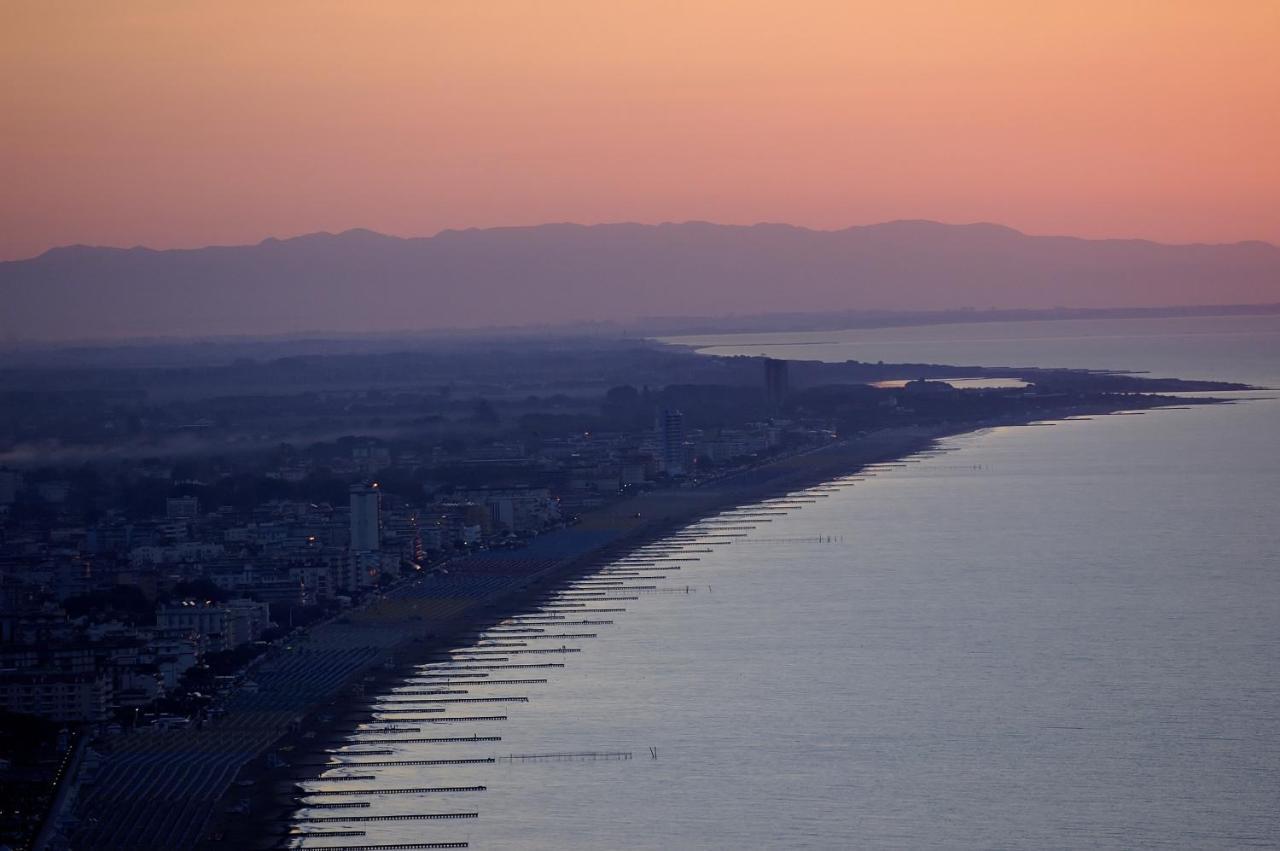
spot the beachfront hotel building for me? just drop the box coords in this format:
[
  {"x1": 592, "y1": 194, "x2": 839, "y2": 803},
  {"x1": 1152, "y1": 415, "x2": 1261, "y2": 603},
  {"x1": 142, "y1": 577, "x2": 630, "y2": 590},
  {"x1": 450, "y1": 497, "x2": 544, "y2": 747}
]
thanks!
[
  {"x1": 0, "y1": 670, "x2": 114, "y2": 723},
  {"x1": 345, "y1": 482, "x2": 384, "y2": 591}
]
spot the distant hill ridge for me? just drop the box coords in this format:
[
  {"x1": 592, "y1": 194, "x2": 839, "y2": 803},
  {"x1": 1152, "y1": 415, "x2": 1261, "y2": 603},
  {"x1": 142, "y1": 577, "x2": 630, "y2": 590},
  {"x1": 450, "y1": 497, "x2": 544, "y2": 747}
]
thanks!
[{"x1": 4, "y1": 220, "x2": 1278, "y2": 341}]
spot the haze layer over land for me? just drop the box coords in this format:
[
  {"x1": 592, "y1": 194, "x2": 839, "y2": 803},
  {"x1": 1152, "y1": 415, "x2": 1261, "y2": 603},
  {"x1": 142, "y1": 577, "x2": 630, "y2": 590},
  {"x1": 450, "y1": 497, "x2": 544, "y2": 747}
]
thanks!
[{"x1": 3, "y1": 221, "x2": 1279, "y2": 342}]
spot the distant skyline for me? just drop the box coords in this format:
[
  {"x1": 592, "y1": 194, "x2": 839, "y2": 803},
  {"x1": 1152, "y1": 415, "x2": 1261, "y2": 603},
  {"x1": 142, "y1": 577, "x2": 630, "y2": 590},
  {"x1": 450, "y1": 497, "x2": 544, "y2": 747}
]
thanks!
[{"x1": 2, "y1": 1, "x2": 1278, "y2": 261}]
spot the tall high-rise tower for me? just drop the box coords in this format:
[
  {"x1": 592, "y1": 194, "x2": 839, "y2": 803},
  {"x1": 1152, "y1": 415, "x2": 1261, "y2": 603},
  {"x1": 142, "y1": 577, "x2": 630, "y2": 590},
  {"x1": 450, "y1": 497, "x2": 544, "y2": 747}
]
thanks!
[
  {"x1": 764, "y1": 358, "x2": 790, "y2": 407},
  {"x1": 349, "y1": 482, "x2": 381, "y2": 552},
  {"x1": 658, "y1": 409, "x2": 687, "y2": 476}
]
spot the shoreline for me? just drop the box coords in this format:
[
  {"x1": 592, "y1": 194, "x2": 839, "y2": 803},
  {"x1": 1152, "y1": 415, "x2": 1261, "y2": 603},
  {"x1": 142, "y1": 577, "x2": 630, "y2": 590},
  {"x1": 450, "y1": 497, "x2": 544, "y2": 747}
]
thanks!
[
  {"x1": 207, "y1": 433, "x2": 941, "y2": 849},
  {"x1": 201, "y1": 393, "x2": 1223, "y2": 850}
]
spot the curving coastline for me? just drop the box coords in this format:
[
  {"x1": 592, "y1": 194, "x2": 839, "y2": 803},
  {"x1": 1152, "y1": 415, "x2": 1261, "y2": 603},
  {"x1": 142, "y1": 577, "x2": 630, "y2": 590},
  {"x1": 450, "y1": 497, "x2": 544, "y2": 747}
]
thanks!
[{"x1": 194, "y1": 393, "x2": 1228, "y2": 850}]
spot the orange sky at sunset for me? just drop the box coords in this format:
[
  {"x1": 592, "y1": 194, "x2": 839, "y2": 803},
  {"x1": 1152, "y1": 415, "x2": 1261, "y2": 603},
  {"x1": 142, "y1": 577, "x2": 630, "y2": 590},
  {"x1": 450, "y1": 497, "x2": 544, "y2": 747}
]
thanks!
[{"x1": 2, "y1": 1, "x2": 1277, "y2": 261}]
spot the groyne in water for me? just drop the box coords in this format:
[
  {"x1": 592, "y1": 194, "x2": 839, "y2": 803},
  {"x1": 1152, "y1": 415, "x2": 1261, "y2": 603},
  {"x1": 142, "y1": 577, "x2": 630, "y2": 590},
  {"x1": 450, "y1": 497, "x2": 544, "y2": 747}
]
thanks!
[
  {"x1": 182, "y1": 407, "x2": 1213, "y2": 850},
  {"x1": 189, "y1": 425, "x2": 1000, "y2": 849}
]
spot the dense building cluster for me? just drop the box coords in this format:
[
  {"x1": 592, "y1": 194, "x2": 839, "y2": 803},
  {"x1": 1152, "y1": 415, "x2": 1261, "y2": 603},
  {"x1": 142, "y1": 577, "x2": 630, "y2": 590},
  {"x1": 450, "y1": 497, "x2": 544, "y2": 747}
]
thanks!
[{"x1": 0, "y1": 404, "x2": 817, "y2": 731}]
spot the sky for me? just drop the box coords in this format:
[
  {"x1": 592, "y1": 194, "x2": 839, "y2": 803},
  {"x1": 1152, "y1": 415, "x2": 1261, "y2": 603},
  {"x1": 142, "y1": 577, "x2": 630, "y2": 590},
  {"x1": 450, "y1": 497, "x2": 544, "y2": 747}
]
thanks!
[{"x1": 2, "y1": 1, "x2": 1278, "y2": 261}]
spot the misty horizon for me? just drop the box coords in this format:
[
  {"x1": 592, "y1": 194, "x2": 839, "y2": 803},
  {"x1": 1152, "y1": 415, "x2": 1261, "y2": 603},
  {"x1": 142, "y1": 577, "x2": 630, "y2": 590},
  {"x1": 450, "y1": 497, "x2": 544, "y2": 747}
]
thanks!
[
  {"x1": 5, "y1": 219, "x2": 1280, "y2": 344},
  {"x1": 12, "y1": 217, "x2": 1280, "y2": 265}
]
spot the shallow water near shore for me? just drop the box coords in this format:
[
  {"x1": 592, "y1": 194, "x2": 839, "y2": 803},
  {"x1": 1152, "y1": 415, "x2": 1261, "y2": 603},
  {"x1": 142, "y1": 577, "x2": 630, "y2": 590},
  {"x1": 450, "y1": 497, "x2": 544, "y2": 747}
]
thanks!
[{"x1": 288, "y1": 315, "x2": 1280, "y2": 849}]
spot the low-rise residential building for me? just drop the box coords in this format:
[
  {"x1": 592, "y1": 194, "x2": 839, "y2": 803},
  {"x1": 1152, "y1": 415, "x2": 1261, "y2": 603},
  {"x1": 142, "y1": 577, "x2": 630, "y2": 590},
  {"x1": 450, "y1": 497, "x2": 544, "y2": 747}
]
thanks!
[{"x1": 0, "y1": 670, "x2": 113, "y2": 723}]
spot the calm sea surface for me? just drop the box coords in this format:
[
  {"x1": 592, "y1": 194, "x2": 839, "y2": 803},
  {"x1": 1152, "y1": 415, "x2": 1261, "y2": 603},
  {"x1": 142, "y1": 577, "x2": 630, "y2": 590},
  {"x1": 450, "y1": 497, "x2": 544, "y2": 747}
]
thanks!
[{"x1": 294, "y1": 314, "x2": 1280, "y2": 849}]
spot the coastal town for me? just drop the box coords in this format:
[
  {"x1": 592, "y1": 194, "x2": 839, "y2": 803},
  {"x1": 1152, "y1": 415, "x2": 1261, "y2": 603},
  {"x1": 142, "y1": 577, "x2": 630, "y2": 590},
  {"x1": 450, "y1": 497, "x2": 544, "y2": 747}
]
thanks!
[{"x1": 0, "y1": 335, "x2": 1243, "y2": 849}]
